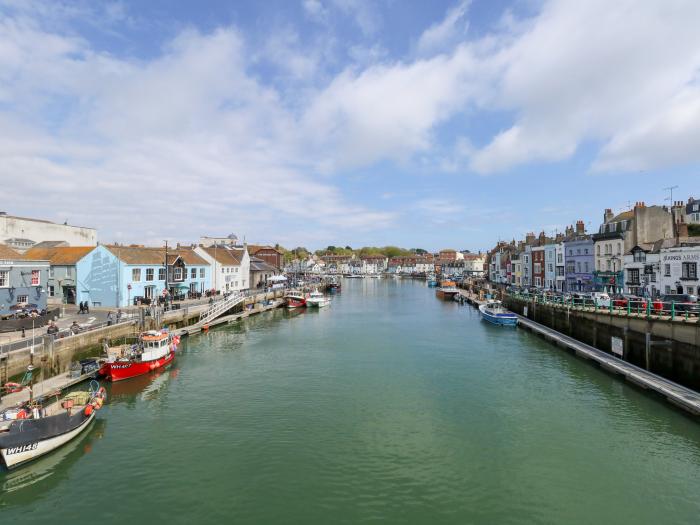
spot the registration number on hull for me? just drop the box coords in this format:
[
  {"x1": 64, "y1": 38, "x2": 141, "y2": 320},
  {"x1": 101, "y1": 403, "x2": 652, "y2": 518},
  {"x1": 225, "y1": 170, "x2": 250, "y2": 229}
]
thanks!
[{"x1": 5, "y1": 443, "x2": 38, "y2": 455}]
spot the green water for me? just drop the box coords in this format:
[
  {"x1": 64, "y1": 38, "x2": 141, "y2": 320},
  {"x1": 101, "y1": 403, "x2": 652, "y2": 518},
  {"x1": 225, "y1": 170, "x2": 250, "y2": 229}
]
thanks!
[{"x1": 2, "y1": 279, "x2": 700, "y2": 524}]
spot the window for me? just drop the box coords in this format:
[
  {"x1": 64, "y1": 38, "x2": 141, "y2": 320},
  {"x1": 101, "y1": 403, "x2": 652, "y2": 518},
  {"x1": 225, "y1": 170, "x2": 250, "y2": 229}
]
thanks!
[
  {"x1": 633, "y1": 251, "x2": 646, "y2": 263},
  {"x1": 617, "y1": 243, "x2": 621, "y2": 255},
  {"x1": 49, "y1": 267, "x2": 55, "y2": 278},
  {"x1": 158, "y1": 268, "x2": 166, "y2": 280},
  {"x1": 688, "y1": 286, "x2": 695, "y2": 295},
  {"x1": 31, "y1": 270, "x2": 40, "y2": 285},
  {"x1": 174, "y1": 267, "x2": 183, "y2": 280},
  {"x1": 584, "y1": 248, "x2": 589, "y2": 255},
  {"x1": 17, "y1": 294, "x2": 28, "y2": 304},
  {"x1": 146, "y1": 268, "x2": 154, "y2": 281},
  {"x1": 665, "y1": 285, "x2": 671, "y2": 294},
  {"x1": 682, "y1": 262, "x2": 697, "y2": 280},
  {"x1": 48, "y1": 285, "x2": 55, "y2": 297},
  {"x1": 577, "y1": 262, "x2": 581, "y2": 273},
  {"x1": 628, "y1": 268, "x2": 640, "y2": 284},
  {"x1": 577, "y1": 249, "x2": 581, "y2": 255},
  {"x1": 132, "y1": 268, "x2": 141, "y2": 281},
  {"x1": 584, "y1": 262, "x2": 589, "y2": 273},
  {"x1": 597, "y1": 245, "x2": 601, "y2": 256},
  {"x1": 200, "y1": 268, "x2": 205, "y2": 278},
  {"x1": 191, "y1": 268, "x2": 197, "y2": 279},
  {"x1": 664, "y1": 264, "x2": 671, "y2": 276},
  {"x1": 0, "y1": 270, "x2": 8, "y2": 287},
  {"x1": 606, "y1": 260, "x2": 611, "y2": 271}
]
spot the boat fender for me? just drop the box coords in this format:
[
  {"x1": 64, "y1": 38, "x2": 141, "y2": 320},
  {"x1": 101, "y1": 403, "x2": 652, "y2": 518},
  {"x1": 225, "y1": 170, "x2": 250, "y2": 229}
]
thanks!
[
  {"x1": 84, "y1": 404, "x2": 93, "y2": 416},
  {"x1": 16, "y1": 409, "x2": 27, "y2": 419},
  {"x1": 98, "y1": 386, "x2": 107, "y2": 400}
]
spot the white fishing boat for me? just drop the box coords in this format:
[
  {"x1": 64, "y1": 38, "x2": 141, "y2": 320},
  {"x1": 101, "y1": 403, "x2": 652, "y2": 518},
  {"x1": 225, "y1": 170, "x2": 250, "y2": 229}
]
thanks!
[{"x1": 306, "y1": 291, "x2": 330, "y2": 308}]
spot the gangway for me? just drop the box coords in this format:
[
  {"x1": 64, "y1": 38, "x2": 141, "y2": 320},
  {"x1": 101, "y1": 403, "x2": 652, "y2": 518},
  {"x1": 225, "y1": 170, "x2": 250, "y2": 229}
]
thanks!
[{"x1": 196, "y1": 293, "x2": 246, "y2": 328}]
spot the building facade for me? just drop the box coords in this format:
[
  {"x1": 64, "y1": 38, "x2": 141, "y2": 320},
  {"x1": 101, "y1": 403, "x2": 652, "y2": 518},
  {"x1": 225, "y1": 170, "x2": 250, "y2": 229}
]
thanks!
[
  {"x1": 658, "y1": 244, "x2": 700, "y2": 296},
  {"x1": 195, "y1": 245, "x2": 250, "y2": 293},
  {"x1": 0, "y1": 212, "x2": 96, "y2": 253},
  {"x1": 0, "y1": 244, "x2": 49, "y2": 315},
  {"x1": 22, "y1": 246, "x2": 95, "y2": 305},
  {"x1": 76, "y1": 245, "x2": 211, "y2": 307},
  {"x1": 564, "y1": 236, "x2": 595, "y2": 292}
]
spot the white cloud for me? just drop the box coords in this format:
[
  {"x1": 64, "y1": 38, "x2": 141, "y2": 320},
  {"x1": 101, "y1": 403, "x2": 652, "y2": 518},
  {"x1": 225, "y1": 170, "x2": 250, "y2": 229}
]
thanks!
[
  {"x1": 469, "y1": 0, "x2": 700, "y2": 174},
  {"x1": 0, "y1": 12, "x2": 394, "y2": 245},
  {"x1": 330, "y1": 0, "x2": 381, "y2": 35},
  {"x1": 416, "y1": 0, "x2": 471, "y2": 57}
]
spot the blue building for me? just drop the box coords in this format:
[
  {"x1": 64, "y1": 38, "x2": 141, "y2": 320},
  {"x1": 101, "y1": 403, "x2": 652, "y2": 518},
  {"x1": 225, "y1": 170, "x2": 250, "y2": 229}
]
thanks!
[
  {"x1": 0, "y1": 244, "x2": 49, "y2": 315},
  {"x1": 76, "y1": 245, "x2": 211, "y2": 307},
  {"x1": 563, "y1": 225, "x2": 595, "y2": 292}
]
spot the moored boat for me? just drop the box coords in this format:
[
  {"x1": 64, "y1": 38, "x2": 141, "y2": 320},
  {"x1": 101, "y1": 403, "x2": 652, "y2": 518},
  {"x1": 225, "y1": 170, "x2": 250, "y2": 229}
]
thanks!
[
  {"x1": 0, "y1": 381, "x2": 107, "y2": 469},
  {"x1": 478, "y1": 301, "x2": 518, "y2": 326},
  {"x1": 436, "y1": 280, "x2": 459, "y2": 300},
  {"x1": 99, "y1": 330, "x2": 178, "y2": 382},
  {"x1": 306, "y1": 291, "x2": 330, "y2": 308},
  {"x1": 285, "y1": 290, "x2": 307, "y2": 308}
]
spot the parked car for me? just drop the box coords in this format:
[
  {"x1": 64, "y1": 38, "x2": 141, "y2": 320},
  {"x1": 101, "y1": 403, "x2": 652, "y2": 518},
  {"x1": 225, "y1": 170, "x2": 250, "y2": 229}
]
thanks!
[
  {"x1": 612, "y1": 294, "x2": 647, "y2": 309},
  {"x1": 660, "y1": 294, "x2": 700, "y2": 314},
  {"x1": 590, "y1": 292, "x2": 611, "y2": 307}
]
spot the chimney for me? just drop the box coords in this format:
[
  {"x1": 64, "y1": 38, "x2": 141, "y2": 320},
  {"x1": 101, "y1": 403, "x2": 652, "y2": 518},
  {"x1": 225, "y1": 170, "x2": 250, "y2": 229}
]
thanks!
[
  {"x1": 525, "y1": 232, "x2": 535, "y2": 245},
  {"x1": 538, "y1": 231, "x2": 546, "y2": 245},
  {"x1": 575, "y1": 220, "x2": 585, "y2": 234},
  {"x1": 604, "y1": 208, "x2": 614, "y2": 222},
  {"x1": 676, "y1": 218, "x2": 689, "y2": 239}
]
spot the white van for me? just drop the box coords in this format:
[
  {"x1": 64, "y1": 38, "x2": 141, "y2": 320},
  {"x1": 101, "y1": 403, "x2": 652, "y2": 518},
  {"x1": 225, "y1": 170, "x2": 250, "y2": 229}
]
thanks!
[{"x1": 590, "y1": 292, "x2": 611, "y2": 307}]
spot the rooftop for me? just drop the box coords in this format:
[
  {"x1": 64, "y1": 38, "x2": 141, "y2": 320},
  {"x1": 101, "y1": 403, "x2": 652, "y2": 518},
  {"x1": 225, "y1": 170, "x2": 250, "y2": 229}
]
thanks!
[{"x1": 23, "y1": 246, "x2": 95, "y2": 265}]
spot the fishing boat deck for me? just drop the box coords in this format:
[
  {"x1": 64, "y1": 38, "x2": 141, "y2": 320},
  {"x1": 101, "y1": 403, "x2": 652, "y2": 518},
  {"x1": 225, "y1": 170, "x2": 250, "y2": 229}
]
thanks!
[{"x1": 0, "y1": 369, "x2": 99, "y2": 412}]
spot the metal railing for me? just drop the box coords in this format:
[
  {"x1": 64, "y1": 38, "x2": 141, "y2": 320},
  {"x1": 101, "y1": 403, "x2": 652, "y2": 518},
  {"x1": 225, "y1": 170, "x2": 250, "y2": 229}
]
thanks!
[{"x1": 509, "y1": 292, "x2": 700, "y2": 321}]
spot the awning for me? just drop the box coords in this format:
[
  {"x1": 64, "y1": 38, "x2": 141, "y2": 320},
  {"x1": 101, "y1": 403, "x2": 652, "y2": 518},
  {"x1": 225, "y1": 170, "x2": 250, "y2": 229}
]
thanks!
[
  {"x1": 172, "y1": 283, "x2": 189, "y2": 289},
  {"x1": 267, "y1": 275, "x2": 287, "y2": 282}
]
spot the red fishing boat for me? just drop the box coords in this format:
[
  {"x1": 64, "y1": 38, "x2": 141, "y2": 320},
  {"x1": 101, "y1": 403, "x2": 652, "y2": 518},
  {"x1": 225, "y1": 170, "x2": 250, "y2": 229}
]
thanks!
[
  {"x1": 284, "y1": 290, "x2": 307, "y2": 309},
  {"x1": 98, "y1": 330, "x2": 179, "y2": 382}
]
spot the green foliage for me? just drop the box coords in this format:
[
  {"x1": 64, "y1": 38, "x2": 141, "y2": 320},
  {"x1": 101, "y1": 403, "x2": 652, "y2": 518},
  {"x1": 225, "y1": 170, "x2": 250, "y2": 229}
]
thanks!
[{"x1": 689, "y1": 224, "x2": 700, "y2": 237}]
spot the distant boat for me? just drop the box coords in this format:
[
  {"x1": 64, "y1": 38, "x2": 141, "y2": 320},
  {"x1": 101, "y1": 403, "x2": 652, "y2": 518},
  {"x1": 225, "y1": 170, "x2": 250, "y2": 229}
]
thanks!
[
  {"x1": 479, "y1": 301, "x2": 518, "y2": 326},
  {"x1": 306, "y1": 291, "x2": 330, "y2": 308},
  {"x1": 436, "y1": 280, "x2": 459, "y2": 300},
  {"x1": 427, "y1": 273, "x2": 438, "y2": 287},
  {"x1": 285, "y1": 290, "x2": 307, "y2": 308},
  {"x1": 327, "y1": 281, "x2": 341, "y2": 293}
]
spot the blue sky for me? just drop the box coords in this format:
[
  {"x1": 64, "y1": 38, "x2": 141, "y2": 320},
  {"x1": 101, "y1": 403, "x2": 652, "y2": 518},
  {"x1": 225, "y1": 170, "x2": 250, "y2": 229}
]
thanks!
[{"x1": 1, "y1": 0, "x2": 699, "y2": 252}]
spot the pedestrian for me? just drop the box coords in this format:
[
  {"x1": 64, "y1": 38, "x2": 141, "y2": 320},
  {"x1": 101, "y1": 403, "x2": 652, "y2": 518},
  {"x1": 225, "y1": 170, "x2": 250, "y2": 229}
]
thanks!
[
  {"x1": 47, "y1": 322, "x2": 59, "y2": 336},
  {"x1": 85, "y1": 302, "x2": 89, "y2": 314},
  {"x1": 21, "y1": 327, "x2": 26, "y2": 338},
  {"x1": 107, "y1": 311, "x2": 114, "y2": 326},
  {"x1": 117, "y1": 309, "x2": 123, "y2": 322},
  {"x1": 70, "y1": 321, "x2": 81, "y2": 335}
]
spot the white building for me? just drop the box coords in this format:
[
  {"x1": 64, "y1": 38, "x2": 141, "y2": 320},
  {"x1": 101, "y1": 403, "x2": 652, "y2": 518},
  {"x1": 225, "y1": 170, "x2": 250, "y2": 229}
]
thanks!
[
  {"x1": 199, "y1": 234, "x2": 238, "y2": 247},
  {"x1": 624, "y1": 244, "x2": 662, "y2": 297},
  {"x1": 658, "y1": 244, "x2": 700, "y2": 296},
  {"x1": 555, "y1": 243, "x2": 566, "y2": 292},
  {"x1": 0, "y1": 212, "x2": 96, "y2": 253},
  {"x1": 194, "y1": 244, "x2": 250, "y2": 293}
]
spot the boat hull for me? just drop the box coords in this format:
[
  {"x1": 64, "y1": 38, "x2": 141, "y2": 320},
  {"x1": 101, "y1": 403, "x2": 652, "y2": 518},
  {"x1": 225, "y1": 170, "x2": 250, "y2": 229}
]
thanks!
[
  {"x1": 436, "y1": 290, "x2": 459, "y2": 300},
  {"x1": 0, "y1": 411, "x2": 95, "y2": 469},
  {"x1": 286, "y1": 298, "x2": 306, "y2": 309},
  {"x1": 307, "y1": 300, "x2": 330, "y2": 308},
  {"x1": 99, "y1": 350, "x2": 175, "y2": 382},
  {"x1": 478, "y1": 305, "x2": 518, "y2": 326}
]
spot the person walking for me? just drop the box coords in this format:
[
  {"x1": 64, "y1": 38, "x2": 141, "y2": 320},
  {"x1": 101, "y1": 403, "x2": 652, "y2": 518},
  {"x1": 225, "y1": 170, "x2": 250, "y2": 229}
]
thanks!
[
  {"x1": 85, "y1": 302, "x2": 90, "y2": 314},
  {"x1": 70, "y1": 321, "x2": 81, "y2": 335},
  {"x1": 106, "y1": 311, "x2": 114, "y2": 326}
]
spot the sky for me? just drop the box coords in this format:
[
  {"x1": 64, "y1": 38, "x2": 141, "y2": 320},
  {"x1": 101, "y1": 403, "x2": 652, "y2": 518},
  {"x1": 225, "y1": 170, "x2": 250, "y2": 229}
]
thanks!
[{"x1": 1, "y1": 0, "x2": 699, "y2": 252}]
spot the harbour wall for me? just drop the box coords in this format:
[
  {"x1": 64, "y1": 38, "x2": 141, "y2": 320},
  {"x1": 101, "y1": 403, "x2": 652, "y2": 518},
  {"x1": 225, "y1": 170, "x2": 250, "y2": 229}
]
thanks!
[
  {"x1": 1, "y1": 290, "x2": 286, "y2": 381},
  {"x1": 503, "y1": 296, "x2": 700, "y2": 391}
]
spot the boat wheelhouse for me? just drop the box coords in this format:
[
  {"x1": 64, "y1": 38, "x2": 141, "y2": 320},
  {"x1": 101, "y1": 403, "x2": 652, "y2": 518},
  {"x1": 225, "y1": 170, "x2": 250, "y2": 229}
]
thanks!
[
  {"x1": 99, "y1": 330, "x2": 177, "y2": 382},
  {"x1": 478, "y1": 301, "x2": 518, "y2": 326}
]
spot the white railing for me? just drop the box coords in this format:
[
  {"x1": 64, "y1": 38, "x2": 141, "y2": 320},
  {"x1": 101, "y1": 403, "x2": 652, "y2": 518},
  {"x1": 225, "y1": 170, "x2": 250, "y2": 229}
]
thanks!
[{"x1": 197, "y1": 292, "x2": 245, "y2": 326}]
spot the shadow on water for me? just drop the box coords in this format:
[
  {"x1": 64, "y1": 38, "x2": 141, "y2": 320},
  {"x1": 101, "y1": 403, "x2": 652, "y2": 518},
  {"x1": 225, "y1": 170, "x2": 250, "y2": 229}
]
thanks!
[{"x1": 0, "y1": 418, "x2": 107, "y2": 507}]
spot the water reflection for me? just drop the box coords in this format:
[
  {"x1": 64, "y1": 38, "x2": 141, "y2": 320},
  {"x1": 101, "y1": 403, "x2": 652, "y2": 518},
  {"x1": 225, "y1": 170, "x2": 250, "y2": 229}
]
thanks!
[
  {"x1": 107, "y1": 366, "x2": 180, "y2": 405},
  {"x1": 0, "y1": 419, "x2": 107, "y2": 506}
]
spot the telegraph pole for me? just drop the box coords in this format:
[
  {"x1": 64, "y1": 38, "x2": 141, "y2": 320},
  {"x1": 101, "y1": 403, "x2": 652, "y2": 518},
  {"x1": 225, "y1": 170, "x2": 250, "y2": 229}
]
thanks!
[{"x1": 164, "y1": 240, "x2": 169, "y2": 297}]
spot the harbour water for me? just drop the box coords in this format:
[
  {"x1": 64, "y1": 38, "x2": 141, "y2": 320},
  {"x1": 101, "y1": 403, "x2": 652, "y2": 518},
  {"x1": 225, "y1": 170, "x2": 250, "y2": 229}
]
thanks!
[{"x1": 2, "y1": 279, "x2": 700, "y2": 523}]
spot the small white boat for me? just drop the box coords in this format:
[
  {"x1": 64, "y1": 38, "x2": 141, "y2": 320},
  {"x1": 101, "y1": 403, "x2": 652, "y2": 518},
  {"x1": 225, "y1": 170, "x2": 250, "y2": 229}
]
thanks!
[
  {"x1": 478, "y1": 301, "x2": 518, "y2": 326},
  {"x1": 306, "y1": 291, "x2": 330, "y2": 308}
]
